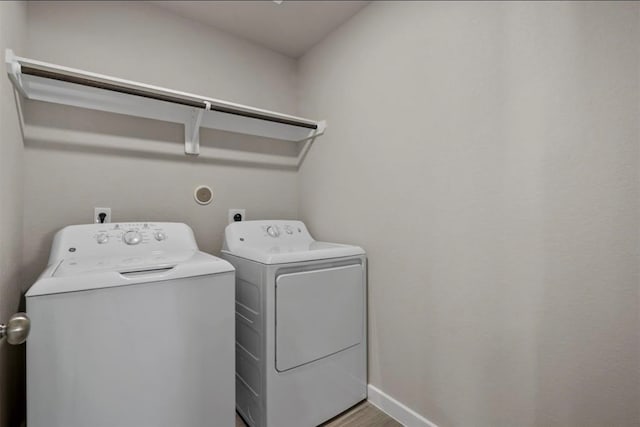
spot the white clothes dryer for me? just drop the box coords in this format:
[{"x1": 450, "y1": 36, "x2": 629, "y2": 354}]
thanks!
[
  {"x1": 26, "y1": 222, "x2": 235, "y2": 427},
  {"x1": 222, "y1": 220, "x2": 367, "y2": 427}
]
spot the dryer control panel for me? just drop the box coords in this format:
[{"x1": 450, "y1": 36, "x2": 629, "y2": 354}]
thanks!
[
  {"x1": 48, "y1": 222, "x2": 198, "y2": 265},
  {"x1": 263, "y1": 223, "x2": 306, "y2": 239},
  {"x1": 222, "y1": 220, "x2": 365, "y2": 264},
  {"x1": 223, "y1": 220, "x2": 313, "y2": 252}
]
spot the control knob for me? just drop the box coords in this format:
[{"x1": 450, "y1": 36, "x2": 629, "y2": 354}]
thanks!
[
  {"x1": 154, "y1": 231, "x2": 166, "y2": 241},
  {"x1": 266, "y1": 226, "x2": 280, "y2": 238},
  {"x1": 123, "y1": 230, "x2": 142, "y2": 245},
  {"x1": 96, "y1": 233, "x2": 109, "y2": 244}
]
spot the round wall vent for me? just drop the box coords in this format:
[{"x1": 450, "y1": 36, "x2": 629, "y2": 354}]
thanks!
[{"x1": 194, "y1": 185, "x2": 214, "y2": 205}]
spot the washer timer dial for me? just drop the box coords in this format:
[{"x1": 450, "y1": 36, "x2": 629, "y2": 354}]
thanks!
[
  {"x1": 266, "y1": 226, "x2": 280, "y2": 238},
  {"x1": 123, "y1": 230, "x2": 142, "y2": 245}
]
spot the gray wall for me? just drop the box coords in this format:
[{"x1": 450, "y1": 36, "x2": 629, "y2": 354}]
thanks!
[
  {"x1": 0, "y1": 2, "x2": 26, "y2": 425},
  {"x1": 22, "y1": 1, "x2": 301, "y2": 285},
  {"x1": 298, "y1": 2, "x2": 639, "y2": 426}
]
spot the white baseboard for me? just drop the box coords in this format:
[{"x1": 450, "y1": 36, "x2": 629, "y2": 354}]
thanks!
[{"x1": 367, "y1": 384, "x2": 438, "y2": 427}]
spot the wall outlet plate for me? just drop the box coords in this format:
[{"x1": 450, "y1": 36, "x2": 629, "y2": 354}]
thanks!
[
  {"x1": 94, "y1": 207, "x2": 111, "y2": 224},
  {"x1": 228, "y1": 209, "x2": 246, "y2": 224}
]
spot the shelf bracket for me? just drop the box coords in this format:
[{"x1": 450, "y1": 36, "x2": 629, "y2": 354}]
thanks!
[
  {"x1": 5, "y1": 49, "x2": 25, "y2": 97},
  {"x1": 184, "y1": 101, "x2": 211, "y2": 155},
  {"x1": 314, "y1": 120, "x2": 327, "y2": 138}
]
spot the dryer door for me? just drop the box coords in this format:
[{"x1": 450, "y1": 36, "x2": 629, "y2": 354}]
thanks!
[{"x1": 275, "y1": 264, "x2": 364, "y2": 372}]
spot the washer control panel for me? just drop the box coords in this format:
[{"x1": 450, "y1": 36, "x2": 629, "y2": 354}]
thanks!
[
  {"x1": 93, "y1": 223, "x2": 169, "y2": 246},
  {"x1": 49, "y1": 222, "x2": 198, "y2": 265}
]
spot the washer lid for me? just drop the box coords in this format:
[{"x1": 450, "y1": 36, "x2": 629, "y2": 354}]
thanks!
[
  {"x1": 222, "y1": 220, "x2": 364, "y2": 264},
  {"x1": 26, "y1": 250, "x2": 234, "y2": 297}
]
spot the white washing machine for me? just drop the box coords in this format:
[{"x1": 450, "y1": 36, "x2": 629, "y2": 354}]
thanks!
[
  {"x1": 26, "y1": 222, "x2": 235, "y2": 427},
  {"x1": 221, "y1": 220, "x2": 367, "y2": 427}
]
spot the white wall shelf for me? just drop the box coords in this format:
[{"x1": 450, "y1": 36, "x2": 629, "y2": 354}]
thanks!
[{"x1": 5, "y1": 49, "x2": 326, "y2": 156}]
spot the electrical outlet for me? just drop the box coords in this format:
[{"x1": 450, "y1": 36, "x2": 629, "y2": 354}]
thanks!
[
  {"x1": 94, "y1": 207, "x2": 111, "y2": 224},
  {"x1": 228, "y1": 209, "x2": 246, "y2": 224}
]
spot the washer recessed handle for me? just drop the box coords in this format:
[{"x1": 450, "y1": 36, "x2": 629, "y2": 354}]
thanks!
[{"x1": 0, "y1": 313, "x2": 30, "y2": 345}]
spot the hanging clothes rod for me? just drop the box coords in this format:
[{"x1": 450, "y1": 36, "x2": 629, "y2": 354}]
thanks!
[{"x1": 19, "y1": 66, "x2": 318, "y2": 130}]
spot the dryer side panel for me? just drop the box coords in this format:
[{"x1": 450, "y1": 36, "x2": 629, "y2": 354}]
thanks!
[{"x1": 221, "y1": 254, "x2": 267, "y2": 427}]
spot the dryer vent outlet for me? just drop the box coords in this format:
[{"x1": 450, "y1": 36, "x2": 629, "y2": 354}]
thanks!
[{"x1": 228, "y1": 209, "x2": 246, "y2": 224}]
